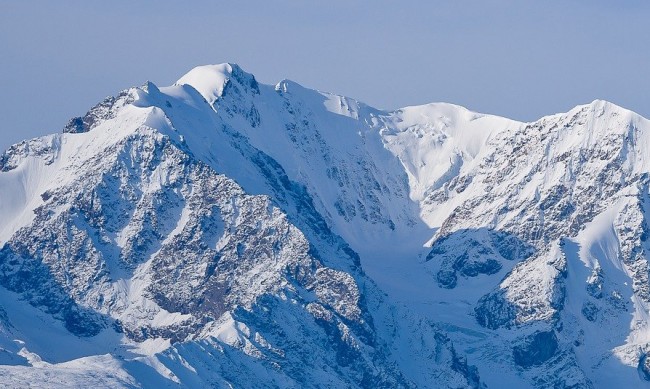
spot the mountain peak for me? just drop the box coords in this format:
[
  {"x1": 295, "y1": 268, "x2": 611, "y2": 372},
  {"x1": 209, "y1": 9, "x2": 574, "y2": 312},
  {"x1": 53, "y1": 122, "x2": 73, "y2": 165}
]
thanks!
[
  {"x1": 175, "y1": 63, "x2": 258, "y2": 104},
  {"x1": 532, "y1": 98, "x2": 646, "y2": 129},
  {"x1": 580, "y1": 99, "x2": 627, "y2": 115},
  {"x1": 275, "y1": 78, "x2": 305, "y2": 95}
]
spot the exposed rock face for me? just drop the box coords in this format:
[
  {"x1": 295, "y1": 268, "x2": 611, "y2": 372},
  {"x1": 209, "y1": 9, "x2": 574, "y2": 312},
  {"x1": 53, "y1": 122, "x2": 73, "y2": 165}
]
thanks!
[
  {"x1": 513, "y1": 331, "x2": 559, "y2": 368},
  {"x1": 1, "y1": 64, "x2": 650, "y2": 387}
]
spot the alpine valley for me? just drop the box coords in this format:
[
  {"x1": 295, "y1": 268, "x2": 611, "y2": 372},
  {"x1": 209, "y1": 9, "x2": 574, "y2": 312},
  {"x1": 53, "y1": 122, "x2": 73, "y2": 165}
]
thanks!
[{"x1": 1, "y1": 63, "x2": 650, "y2": 388}]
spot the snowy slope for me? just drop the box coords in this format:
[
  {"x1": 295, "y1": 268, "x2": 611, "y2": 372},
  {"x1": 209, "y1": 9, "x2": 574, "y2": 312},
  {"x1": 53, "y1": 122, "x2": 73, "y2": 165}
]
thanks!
[{"x1": 1, "y1": 63, "x2": 650, "y2": 388}]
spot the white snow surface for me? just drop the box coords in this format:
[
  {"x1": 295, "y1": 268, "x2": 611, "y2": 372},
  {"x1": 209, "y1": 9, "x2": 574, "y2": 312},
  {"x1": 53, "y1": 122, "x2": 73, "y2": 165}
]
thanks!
[{"x1": 1, "y1": 63, "x2": 650, "y2": 388}]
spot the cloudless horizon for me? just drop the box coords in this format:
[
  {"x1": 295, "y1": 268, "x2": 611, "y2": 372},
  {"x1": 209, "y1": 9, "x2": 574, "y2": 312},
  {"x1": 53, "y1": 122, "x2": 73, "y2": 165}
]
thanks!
[{"x1": 1, "y1": 0, "x2": 649, "y2": 152}]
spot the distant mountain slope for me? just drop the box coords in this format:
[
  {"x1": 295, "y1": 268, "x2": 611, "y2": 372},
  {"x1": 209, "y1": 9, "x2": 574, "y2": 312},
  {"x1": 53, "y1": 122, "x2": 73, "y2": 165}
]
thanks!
[{"x1": 1, "y1": 63, "x2": 649, "y2": 388}]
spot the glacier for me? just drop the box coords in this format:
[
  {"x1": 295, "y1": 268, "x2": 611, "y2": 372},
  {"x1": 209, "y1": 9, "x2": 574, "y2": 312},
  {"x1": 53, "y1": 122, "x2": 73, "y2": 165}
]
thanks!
[{"x1": 0, "y1": 63, "x2": 649, "y2": 388}]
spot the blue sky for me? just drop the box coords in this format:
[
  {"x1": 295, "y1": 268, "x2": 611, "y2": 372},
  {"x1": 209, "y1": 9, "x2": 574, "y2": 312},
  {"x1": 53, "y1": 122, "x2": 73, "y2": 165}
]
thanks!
[{"x1": 1, "y1": 0, "x2": 648, "y2": 151}]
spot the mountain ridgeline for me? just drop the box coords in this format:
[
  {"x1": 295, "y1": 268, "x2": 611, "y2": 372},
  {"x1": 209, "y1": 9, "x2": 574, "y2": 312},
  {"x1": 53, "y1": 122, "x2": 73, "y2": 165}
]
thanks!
[{"x1": 0, "y1": 63, "x2": 649, "y2": 388}]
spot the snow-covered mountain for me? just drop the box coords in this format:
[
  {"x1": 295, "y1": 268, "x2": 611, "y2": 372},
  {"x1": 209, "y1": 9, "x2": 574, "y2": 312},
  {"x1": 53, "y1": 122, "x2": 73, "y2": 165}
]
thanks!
[{"x1": 0, "y1": 63, "x2": 649, "y2": 388}]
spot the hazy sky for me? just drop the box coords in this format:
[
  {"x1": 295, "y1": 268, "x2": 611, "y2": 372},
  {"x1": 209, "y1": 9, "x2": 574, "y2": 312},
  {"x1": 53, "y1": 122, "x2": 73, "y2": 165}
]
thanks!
[{"x1": 1, "y1": 1, "x2": 649, "y2": 151}]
